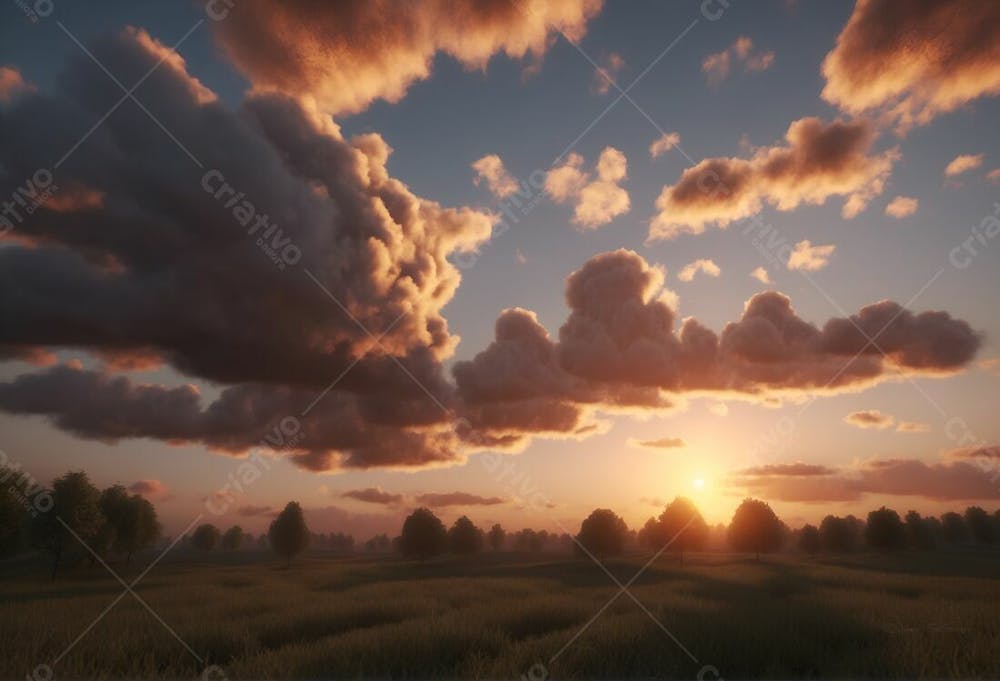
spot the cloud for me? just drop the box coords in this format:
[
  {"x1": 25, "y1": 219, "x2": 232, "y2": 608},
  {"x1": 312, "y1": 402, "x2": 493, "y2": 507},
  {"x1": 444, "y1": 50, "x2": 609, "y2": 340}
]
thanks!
[
  {"x1": 896, "y1": 421, "x2": 930, "y2": 433},
  {"x1": 708, "y1": 402, "x2": 729, "y2": 417},
  {"x1": 677, "y1": 259, "x2": 720, "y2": 282},
  {"x1": 729, "y1": 454, "x2": 1000, "y2": 502},
  {"x1": 210, "y1": 0, "x2": 603, "y2": 116},
  {"x1": 591, "y1": 52, "x2": 625, "y2": 95},
  {"x1": 987, "y1": 169, "x2": 1000, "y2": 185},
  {"x1": 413, "y1": 492, "x2": 506, "y2": 507},
  {"x1": 237, "y1": 504, "x2": 276, "y2": 517},
  {"x1": 472, "y1": 154, "x2": 520, "y2": 198},
  {"x1": 0, "y1": 27, "x2": 495, "y2": 471},
  {"x1": 702, "y1": 36, "x2": 774, "y2": 85},
  {"x1": 750, "y1": 267, "x2": 772, "y2": 285},
  {"x1": 650, "y1": 117, "x2": 897, "y2": 240},
  {"x1": 649, "y1": 132, "x2": 681, "y2": 159},
  {"x1": 843, "y1": 409, "x2": 894, "y2": 429},
  {"x1": 0, "y1": 66, "x2": 34, "y2": 103},
  {"x1": 734, "y1": 463, "x2": 837, "y2": 477},
  {"x1": 787, "y1": 240, "x2": 835, "y2": 271},
  {"x1": 631, "y1": 437, "x2": 685, "y2": 449},
  {"x1": 546, "y1": 147, "x2": 630, "y2": 228},
  {"x1": 944, "y1": 154, "x2": 984, "y2": 177},
  {"x1": 885, "y1": 196, "x2": 918, "y2": 218},
  {"x1": 128, "y1": 479, "x2": 170, "y2": 498},
  {"x1": 945, "y1": 445, "x2": 1000, "y2": 461},
  {"x1": 821, "y1": 0, "x2": 1000, "y2": 132},
  {"x1": 341, "y1": 487, "x2": 404, "y2": 506}
]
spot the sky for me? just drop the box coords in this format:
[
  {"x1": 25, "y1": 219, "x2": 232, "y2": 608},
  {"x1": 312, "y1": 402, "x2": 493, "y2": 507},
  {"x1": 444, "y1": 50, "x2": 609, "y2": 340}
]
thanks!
[{"x1": 1, "y1": 0, "x2": 998, "y2": 540}]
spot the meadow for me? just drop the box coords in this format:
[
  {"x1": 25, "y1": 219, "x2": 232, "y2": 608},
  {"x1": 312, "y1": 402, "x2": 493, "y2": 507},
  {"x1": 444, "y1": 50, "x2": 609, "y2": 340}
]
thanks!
[{"x1": 1, "y1": 550, "x2": 998, "y2": 680}]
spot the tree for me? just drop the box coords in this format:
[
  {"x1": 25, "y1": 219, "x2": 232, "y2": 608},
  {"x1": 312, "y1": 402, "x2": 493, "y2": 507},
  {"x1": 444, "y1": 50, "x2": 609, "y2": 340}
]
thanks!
[
  {"x1": 191, "y1": 523, "x2": 220, "y2": 551},
  {"x1": 637, "y1": 516, "x2": 665, "y2": 550},
  {"x1": 449, "y1": 515, "x2": 484, "y2": 554},
  {"x1": 727, "y1": 498, "x2": 784, "y2": 560},
  {"x1": 798, "y1": 524, "x2": 820, "y2": 556},
  {"x1": 98, "y1": 486, "x2": 160, "y2": 563},
  {"x1": 487, "y1": 523, "x2": 506, "y2": 551},
  {"x1": 399, "y1": 508, "x2": 447, "y2": 559},
  {"x1": 904, "y1": 511, "x2": 935, "y2": 550},
  {"x1": 819, "y1": 515, "x2": 858, "y2": 552},
  {"x1": 964, "y1": 506, "x2": 995, "y2": 544},
  {"x1": 575, "y1": 508, "x2": 628, "y2": 559},
  {"x1": 221, "y1": 525, "x2": 244, "y2": 551},
  {"x1": 940, "y1": 512, "x2": 968, "y2": 544},
  {"x1": 865, "y1": 507, "x2": 906, "y2": 550},
  {"x1": 657, "y1": 497, "x2": 708, "y2": 563},
  {"x1": 269, "y1": 502, "x2": 310, "y2": 567},
  {"x1": 32, "y1": 471, "x2": 102, "y2": 579},
  {"x1": 0, "y1": 468, "x2": 28, "y2": 558}
]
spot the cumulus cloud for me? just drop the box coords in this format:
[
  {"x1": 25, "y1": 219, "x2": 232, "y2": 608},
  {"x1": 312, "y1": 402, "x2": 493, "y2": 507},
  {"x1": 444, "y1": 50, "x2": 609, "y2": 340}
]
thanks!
[
  {"x1": 649, "y1": 132, "x2": 681, "y2": 159},
  {"x1": 210, "y1": 0, "x2": 603, "y2": 116},
  {"x1": 650, "y1": 117, "x2": 897, "y2": 240},
  {"x1": 631, "y1": 437, "x2": 685, "y2": 449},
  {"x1": 128, "y1": 479, "x2": 170, "y2": 498},
  {"x1": 472, "y1": 154, "x2": 520, "y2": 198},
  {"x1": 885, "y1": 196, "x2": 918, "y2": 218},
  {"x1": 591, "y1": 52, "x2": 624, "y2": 95},
  {"x1": 787, "y1": 240, "x2": 835, "y2": 271},
  {"x1": 0, "y1": 28, "x2": 495, "y2": 471},
  {"x1": 677, "y1": 259, "x2": 720, "y2": 283},
  {"x1": 341, "y1": 487, "x2": 404, "y2": 506},
  {"x1": 546, "y1": 147, "x2": 630, "y2": 228},
  {"x1": 843, "y1": 409, "x2": 894, "y2": 429},
  {"x1": 453, "y1": 249, "x2": 980, "y2": 449},
  {"x1": 944, "y1": 154, "x2": 984, "y2": 177},
  {"x1": 821, "y1": 0, "x2": 1000, "y2": 132},
  {"x1": 750, "y1": 266, "x2": 772, "y2": 285},
  {"x1": 729, "y1": 454, "x2": 1000, "y2": 502},
  {"x1": 702, "y1": 36, "x2": 774, "y2": 85},
  {"x1": 414, "y1": 492, "x2": 506, "y2": 507},
  {"x1": 0, "y1": 66, "x2": 34, "y2": 103}
]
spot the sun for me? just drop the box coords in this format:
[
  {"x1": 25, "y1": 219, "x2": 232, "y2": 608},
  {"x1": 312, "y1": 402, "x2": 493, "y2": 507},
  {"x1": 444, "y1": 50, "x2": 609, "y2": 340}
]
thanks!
[{"x1": 693, "y1": 478, "x2": 705, "y2": 490}]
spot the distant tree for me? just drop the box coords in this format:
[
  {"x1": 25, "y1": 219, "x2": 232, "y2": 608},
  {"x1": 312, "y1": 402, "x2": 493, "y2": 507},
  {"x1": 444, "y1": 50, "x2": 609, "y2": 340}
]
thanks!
[
  {"x1": 0, "y1": 468, "x2": 29, "y2": 558},
  {"x1": 365, "y1": 533, "x2": 391, "y2": 552},
  {"x1": 221, "y1": 525, "x2": 244, "y2": 551},
  {"x1": 576, "y1": 508, "x2": 628, "y2": 559},
  {"x1": 964, "y1": 506, "x2": 995, "y2": 544},
  {"x1": 657, "y1": 497, "x2": 709, "y2": 563},
  {"x1": 940, "y1": 512, "x2": 968, "y2": 544},
  {"x1": 487, "y1": 523, "x2": 506, "y2": 551},
  {"x1": 798, "y1": 524, "x2": 820, "y2": 556},
  {"x1": 819, "y1": 515, "x2": 858, "y2": 552},
  {"x1": 903, "y1": 511, "x2": 935, "y2": 550},
  {"x1": 449, "y1": 515, "x2": 484, "y2": 554},
  {"x1": 728, "y1": 498, "x2": 784, "y2": 560},
  {"x1": 191, "y1": 523, "x2": 220, "y2": 551},
  {"x1": 865, "y1": 507, "x2": 906, "y2": 550},
  {"x1": 256, "y1": 533, "x2": 268, "y2": 550},
  {"x1": 399, "y1": 507, "x2": 447, "y2": 559},
  {"x1": 32, "y1": 471, "x2": 102, "y2": 579},
  {"x1": 330, "y1": 532, "x2": 354, "y2": 552},
  {"x1": 637, "y1": 516, "x2": 664, "y2": 550},
  {"x1": 269, "y1": 502, "x2": 310, "y2": 567}
]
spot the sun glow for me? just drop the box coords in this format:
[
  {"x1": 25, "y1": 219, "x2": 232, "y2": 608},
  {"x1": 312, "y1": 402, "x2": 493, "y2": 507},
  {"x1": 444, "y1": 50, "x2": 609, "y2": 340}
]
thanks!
[{"x1": 693, "y1": 478, "x2": 705, "y2": 490}]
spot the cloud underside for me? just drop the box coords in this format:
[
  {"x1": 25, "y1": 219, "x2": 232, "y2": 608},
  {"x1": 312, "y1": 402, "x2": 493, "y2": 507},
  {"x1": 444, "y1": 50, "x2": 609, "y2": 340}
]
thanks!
[
  {"x1": 650, "y1": 117, "x2": 897, "y2": 240},
  {"x1": 729, "y1": 453, "x2": 1000, "y2": 502},
  {"x1": 821, "y1": 0, "x2": 1000, "y2": 132},
  {"x1": 211, "y1": 0, "x2": 602, "y2": 116}
]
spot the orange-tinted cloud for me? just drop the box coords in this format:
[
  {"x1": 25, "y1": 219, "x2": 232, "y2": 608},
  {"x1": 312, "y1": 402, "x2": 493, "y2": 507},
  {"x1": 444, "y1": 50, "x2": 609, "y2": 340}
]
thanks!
[
  {"x1": 702, "y1": 36, "x2": 774, "y2": 85},
  {"x1": 944, "y1": 154, "x2": 984, "y2": 177},
  {"x1": 821, "y1": 0, "x2": 1000, "y2": 132},
  {"x1": 787, "y1": 240, "x2": 835, "y2": 271},
  {"x1": 649, "y1": 132, "x2": 681, "y2": 159},
  {"x1": 650, "y1": 117, "x2": 897, "y2": 240},
  {"x1": 342, "y1": 487, "x2": 404, "y2": 506},
  {"x1": 896, "y1": 421, "x2": 930, "y2": 433},
  {"x1": 591, "y1": 52, "x2": 625, "y2": 95},
  {"x1": 414, "y1": 492, "x2": 506, "y2": 507},
  {"x1": 472, "y1": 154, "x2": 519, "y2": 199},
  {"x1": 631, "y1": 437, "x2": 685, "y2": 449},
  {"x1": 843, "y1": 409, "x2": 894, "y2": 429},
  {"x1": 885, "y1": 196, "x2": 918, "y2": 218},
  {"x1": 546, "y1": 147, "x2": 630, "y2": 228},
  {"x1": 677, "y1": 258, "x2": 720, "y2": 282},
  {"x1": 128, "y1": 479, "x2": 170, "y2": 498},
  {"x1": 211, "y1": 0, "x2": 602, "y2": 115},
  {"x1": 750, "y1": 267, "x2": 771, "y2": 285},
  {"x1": 0, "y1": 66, "x2": 34, "y2": 103}
]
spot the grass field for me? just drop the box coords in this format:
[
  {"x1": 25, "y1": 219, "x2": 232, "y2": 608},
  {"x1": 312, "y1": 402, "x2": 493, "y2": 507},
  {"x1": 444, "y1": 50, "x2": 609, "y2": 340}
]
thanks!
[{"x1": 1, "y1": 550, "x2": 998, "y2": 679}]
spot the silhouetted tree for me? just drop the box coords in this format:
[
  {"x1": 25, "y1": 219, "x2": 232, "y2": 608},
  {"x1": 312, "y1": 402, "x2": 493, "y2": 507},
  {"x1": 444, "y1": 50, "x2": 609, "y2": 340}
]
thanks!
[
  {"x1": 865, "y1": 507, "x2": 906, "y2": 550},
  {"x1": 964, "y1": 506, "x2": 995, "y2": 544},
  {"x1": 576, "y1": 508, "x2": 628, "y2": 558},
  {"x1": 819, "y1": 515, "x2": 858, "y2": 552},
  {"x1": 449, "y1": 515, "x2": 484, "y2": 554},
  {"x1": 399, "y1": 507, "x2": 447, "y2": 559},
  {"x1": 191, "y1": 523, "x2": 220, "y2": 551},
  {"x1": 365, "y1": 533, "x2": 391, "y2": 552},
  {"x1": 904, "y1": 511, "x2": 935, "y2": 550},
  {"x1": 221, "y1": 525, "x2": 243, "y2": 551},
  {"x1": 256, "y1": 533, "x2": 268, "y2": 550},
  {"x1": 637, "y1": 516, "x2": 664, "y2": 550},
  {"x1": 487, "y1": 523, "x2": 506, "y2": 551},
  {"x1": 269, "y1": 502, "x2": 310, "y2": 567},
  {"x1": 657, "y1": 497, "x2": 709, "y2": 563},
  {"x1": 728, "y1": 498, "x2": 784, "y2": 560},
  {"x1": 940, "y1": 512, "x2": 968, "y2": 544},
  {"x1": 32, "y1": 471, "x2": 102, "y2": 579},
  {"x1": 0, "y1": 467, "x2": 28, "y2": 558},
  {"x1": 798, "y1": 524, "x2": 820, "y2": 556}
]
